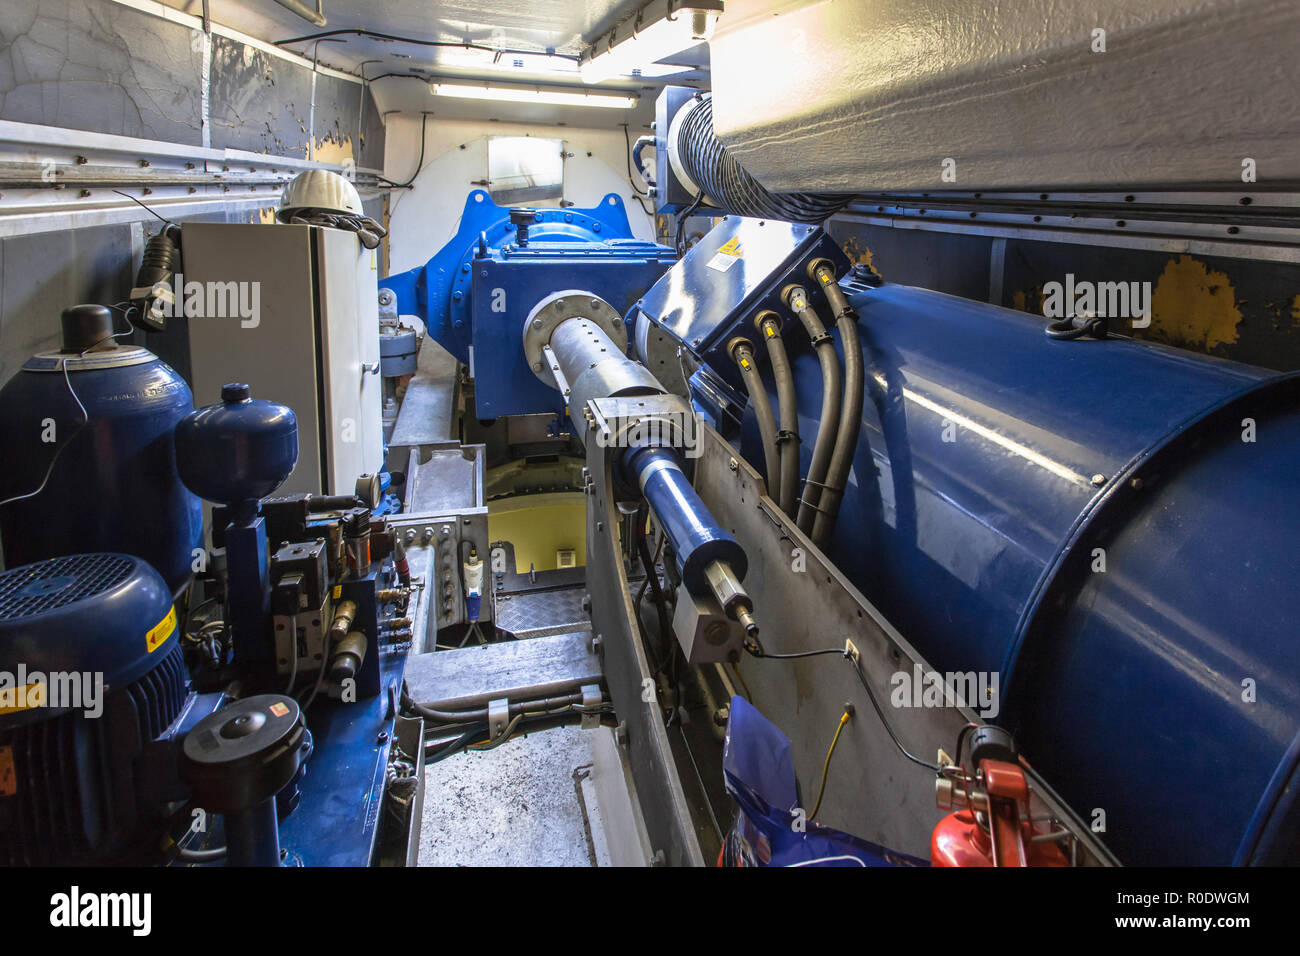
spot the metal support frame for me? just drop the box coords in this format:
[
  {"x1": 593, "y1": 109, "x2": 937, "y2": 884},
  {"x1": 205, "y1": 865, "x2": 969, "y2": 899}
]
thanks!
[
  {"x1": 687, "y1": 423, "x2": 1117, "y2": 864},
  {"x1": 839, "y1": 189, "x2": 1300, "y2": 264},
  {"x1": 583, "y1": 392, "x2": 706, "y2": 867}
]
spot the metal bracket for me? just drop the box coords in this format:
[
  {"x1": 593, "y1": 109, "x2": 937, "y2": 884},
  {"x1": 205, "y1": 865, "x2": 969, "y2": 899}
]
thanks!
[
  {"x1": 580, "y1": 683, "x2": 603, "y2": 730},
  {"x1": 487, "y1": 698, "x2": 509, "y2": 741},
  {"x1": 670, "y1": 585, "x2": 745, "y2": 663}
]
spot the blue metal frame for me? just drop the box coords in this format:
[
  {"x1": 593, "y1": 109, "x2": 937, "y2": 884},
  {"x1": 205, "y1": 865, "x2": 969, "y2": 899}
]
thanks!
[{"x1": 276, "y1": 647, "x2": 407, "y2": 866}]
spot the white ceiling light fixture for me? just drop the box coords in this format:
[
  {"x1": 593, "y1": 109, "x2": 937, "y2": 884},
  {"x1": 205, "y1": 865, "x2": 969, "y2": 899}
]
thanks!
[
  {"x1": 579, "y1": 0, "x2": 723, "y2": 84},
  {"x1": 437, "y1": 47, "x2": 580, "y2": 76},
  {"x1": 428, "y1": 81, "x2": 638, "y2": 110}
]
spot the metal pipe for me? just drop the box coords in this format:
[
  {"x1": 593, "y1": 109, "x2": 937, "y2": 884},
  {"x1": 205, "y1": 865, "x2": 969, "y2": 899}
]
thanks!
[
  {"x1": 728, "y1": 337, "x2": 781, "y2": 503},
  {"x1": 809, "y1": 261, "x2": 865, "y2": 548},
  {"x1": 784, "y1": 285, "x2": 841, "y2": 536},
  {"x1": 274, "y1": 0, "x2": 327, "y2": 28},
  {"x1": 548, "y1": 317, "x2": 663, "y2": 440},
  {"x1": 757, "y1": 310, "x2": 800, "y2": 517},
  {"x1": 535, "y1": 295, "x2": 759, "y2": 637},
  {"x1": 623, "y1": 445, "x2": 748, "y2": 599},
  {"x1": 223, "y1": 800, "x2": 281, "y2": 867},
  {"x1": 407, "y1": 692, "x2": 585, "y2": 725}
]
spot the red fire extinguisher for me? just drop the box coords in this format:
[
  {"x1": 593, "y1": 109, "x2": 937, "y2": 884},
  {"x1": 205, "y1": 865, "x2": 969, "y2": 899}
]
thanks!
[{"x1": 931, "y1": 759, "x2": 1068, "y2": 867}]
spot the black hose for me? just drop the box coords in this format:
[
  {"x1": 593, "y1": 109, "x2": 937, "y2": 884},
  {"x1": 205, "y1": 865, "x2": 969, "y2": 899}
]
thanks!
[
  {"x1": 730, "y1": 339, "x2": 781, "y2": 502},
  {"x1": 757, "y1": 312, "x2": 799, "y2": 517},
  {"x1": 786, "y1": 288, "x2": 842, "y2": 536},
  {"x1": 675, "y1": 95, "x2": 852, "y2": 224},
  {"x1": 810, "y1": 262, "x2": 865, "y2": 548},
  {"x1": 402, "y1": 685, "x2": 584, "y2": 724},
  {"x1": 636, "y1": 516, "x2": 676, "y2": 680}
]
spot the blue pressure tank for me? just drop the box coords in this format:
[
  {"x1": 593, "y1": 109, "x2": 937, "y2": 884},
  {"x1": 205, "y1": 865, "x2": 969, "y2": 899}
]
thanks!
[
  {"x1": 742, "y1": 281, "x2": 1300, "y2": 865},
  {"x1": 174, "y1": 382, "x2": 299, "y2": 513},
  {"x1": 0, "y1": 305, "x2": 202, "y2": 594}
]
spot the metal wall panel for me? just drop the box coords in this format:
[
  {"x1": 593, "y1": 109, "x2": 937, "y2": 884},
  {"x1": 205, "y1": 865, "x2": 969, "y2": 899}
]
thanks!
[{"x1": 0, "y1": 0, "x2": 203, "y2": 144}]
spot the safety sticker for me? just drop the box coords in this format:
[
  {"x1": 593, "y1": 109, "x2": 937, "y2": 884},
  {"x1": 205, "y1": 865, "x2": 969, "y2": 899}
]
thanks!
[
  {"x1": 707, "y1": 252, "x2": 740, "y2": 273},
  {"x1": 146, "y1": 606, "x2": 177, "y2": 653},
  {"x1": 269, "y1": 702, "x2": 290, "y2": 718}
]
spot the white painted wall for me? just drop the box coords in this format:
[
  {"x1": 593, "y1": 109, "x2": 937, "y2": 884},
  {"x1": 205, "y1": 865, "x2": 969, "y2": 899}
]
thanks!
[{"x1": 383, "y1": 114, "x2": 656, "y2": 275}]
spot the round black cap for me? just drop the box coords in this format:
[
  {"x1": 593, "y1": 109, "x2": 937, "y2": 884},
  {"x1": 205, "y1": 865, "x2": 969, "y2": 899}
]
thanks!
[
  {"x1": 181, "y1": 694, "x2": 305, "y2": 813},
  {"x1": 59, "y1": 304, "x2": 115, "y2": 354}
]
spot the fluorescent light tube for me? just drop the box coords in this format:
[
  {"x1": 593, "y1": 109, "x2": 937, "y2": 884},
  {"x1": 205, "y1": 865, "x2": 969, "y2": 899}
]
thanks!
[
  {"x1": 429, "y1": 82, "x2": 637, "y2": 109},
  {"x1": 438, "y1": 48, "x2": 580, "y2": 75},
  {"x1": 580, "y1": 1, "x2": 722, "y2": 84}
]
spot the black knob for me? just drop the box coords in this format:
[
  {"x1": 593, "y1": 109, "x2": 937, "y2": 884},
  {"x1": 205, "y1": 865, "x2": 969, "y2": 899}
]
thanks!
[{"x1": 509, "y1": 208, "x2": 538, "y2": 245}]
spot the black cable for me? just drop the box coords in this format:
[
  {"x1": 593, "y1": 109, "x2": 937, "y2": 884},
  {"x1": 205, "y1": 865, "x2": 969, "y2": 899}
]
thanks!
[
  {"x1": 424, "y1": 711, "x2": 599, "y2": 762},
  {"x1": 748, "y1": 646, "x2": 846, "y2": 660},
  {"x1": 745, "y1": 643, "x2": 942, "y2": 772},
  {"x1": 789, "y1": 293, "x2": 842, "y2": 535},
  {"x1": 731, "y1": 340, "x2": 781, "y2": 501},
  {"x1": 111, "y1": 189, "x2": 176, "y2": 227},
  {"x1": 380, "y1": 112, "x2": 429, "y2": 190},
  {"x1": 636, "y1": 515, "x2": 676, "y2": 680},
  {"x1": 810, "y1": 264, "x2": 865, "y2": 548},
  {"x1": 674, "y1": 95, "x2": 852, "y2": 224},
  {"x1": 619, "y1": 123, "x2": 656, "y2": 218},
  {"x1": 0, "y1": 311, "x2": 136, "y2": 510},
  {"x1": 759, "y1": 315, "x2": 800, "y2": 517},
  {"x1": 621, "y1": 123, "x2": 649, "y2": 197},
  {"x1": 274, "y1": 29, "x2": 579, "y2": 62},
  {"x1": 847, "y1": 657, "x2": 942, "y2": 772},
  {"x1": 402, "y1": 682, "x2": 584, "y2": 724},
  {"x1": 675, "y1": 192, "x2": 705, "y2": 256},
  {"x1": 427, "y1": 726, "x2": 484, "y2": 763}
]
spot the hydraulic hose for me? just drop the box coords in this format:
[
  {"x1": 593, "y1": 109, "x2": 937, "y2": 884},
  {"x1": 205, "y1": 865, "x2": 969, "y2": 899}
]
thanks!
[
  {"x1": 674, "y1": 95, "x2": 852, "y2": 224},
  {"x1": 809, "y1": 261, "x2": 865, "y2": 548},
  {"x1": 729, "y1": 337, "x2": 781, "y2": 503},
  {"x1": 785, "y1": 286, "x2": 842, "y2": 536},
  {"x1": 403, "y1": 687, "x2": 585, "y2": 725},
  {"x1": 756, "y1": 311, "x2": 799, "y2": 517}
]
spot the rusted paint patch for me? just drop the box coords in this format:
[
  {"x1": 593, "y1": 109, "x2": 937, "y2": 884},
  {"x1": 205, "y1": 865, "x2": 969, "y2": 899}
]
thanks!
[
  {"x1": 313, "y1": 131, "x2": 354, "y2": 166},
  {"x1": 1012, "y1": 285, "x2": 1044, "y2": 314},
  {"x1": 209, "y1": 35, "x2": 311, "y2": 158},
  {"x1": 840, "y1": 234, "x2": 882, "y2": 277},
  {"x1": 1140, "y1": 255, "x2": 1242, "y2": 351}
]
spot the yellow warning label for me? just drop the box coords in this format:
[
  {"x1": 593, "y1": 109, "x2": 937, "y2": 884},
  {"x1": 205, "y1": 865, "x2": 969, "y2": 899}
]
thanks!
[
  {"x1": 269, "y1": 702, "x2": 290, "y2": 717},
  {"x1": 740, "y1": 358, "x2": 750, "y2": 369},
  {"x1": 333, "y1": 584, "x2": 343, "y2": 599},
  {"x1": 717, "y1": 237, "x2": 742, "y2": 256},
  {"x1": 0, "y1": 746, "x2": 14, "y2": 797},
  {"x1": 146, "y1": 606, "x2": 177, "y2": 653},
  {"x1": 0, "y1": 683, "x2": 44, "y2": 715}
]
